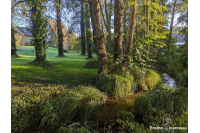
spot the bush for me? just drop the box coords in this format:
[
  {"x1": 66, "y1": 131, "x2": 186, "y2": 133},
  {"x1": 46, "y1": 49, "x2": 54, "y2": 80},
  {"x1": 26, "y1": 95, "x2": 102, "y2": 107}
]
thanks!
[
  {"x1": 131, "y1": 67, "x2": 162, "y2": 92},
  {"x1": 11, "y1": 84, "x2": 66, "y2": 132},
  {"x1": 39, "y1": 85, "x2": 107, "y2": 128},
  {"x1": 133, "y1": 87, "x2": 188, "y2": 125},
  {"x1": 97, "y1": 73, "x2": 135, "y2": 97},
  {"x1": 84, "y1": 60, "x2": 98, "y2": 69},
  {"x1": 175, "y1": 70, "x2": 188, "y2": 87}
]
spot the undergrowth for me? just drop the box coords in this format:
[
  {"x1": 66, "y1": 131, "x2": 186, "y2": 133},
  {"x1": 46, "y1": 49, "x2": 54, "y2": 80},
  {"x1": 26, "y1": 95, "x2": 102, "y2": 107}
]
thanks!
[
  {"x1": 39, "y1": 85, "x2": 107, "y2": 128},
  {"x1": 133, "y1": 87, "x2": 188, "y2": 126}
]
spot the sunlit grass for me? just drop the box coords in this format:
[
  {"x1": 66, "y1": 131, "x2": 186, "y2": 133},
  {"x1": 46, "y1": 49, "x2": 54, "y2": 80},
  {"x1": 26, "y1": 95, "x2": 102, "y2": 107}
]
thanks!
[{"x1": 12, "y1": 46, "x2": 98, "y2": 86}]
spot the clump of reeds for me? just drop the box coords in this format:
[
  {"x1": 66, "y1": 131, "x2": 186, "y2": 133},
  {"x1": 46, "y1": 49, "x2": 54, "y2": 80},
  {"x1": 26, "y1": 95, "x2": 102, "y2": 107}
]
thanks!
[
  {"x1": 133, "y1": 87, "x2": 188, "y2": 124},
  {"x1": 39, "y1": 85, "x2": 107, "y2": 128},
  {"x1": 97, "y1": 73, "x2": 136, "y2": 97},
  {"x1": 131, "y1": 67, "x2": 162, "y2": 92}
]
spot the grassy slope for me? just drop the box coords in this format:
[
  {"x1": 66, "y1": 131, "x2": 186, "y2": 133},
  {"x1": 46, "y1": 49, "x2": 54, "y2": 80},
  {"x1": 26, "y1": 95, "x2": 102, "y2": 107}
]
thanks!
[{"x1": 12, "y1": 46, "x2": 98, "y2": 86}]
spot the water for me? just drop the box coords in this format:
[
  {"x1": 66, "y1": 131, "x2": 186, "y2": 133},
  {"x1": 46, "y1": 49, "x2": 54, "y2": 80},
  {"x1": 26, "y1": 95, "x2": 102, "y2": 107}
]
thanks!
[{"x1": 161, "y1": 73, "x2": 176, "y2": 90}]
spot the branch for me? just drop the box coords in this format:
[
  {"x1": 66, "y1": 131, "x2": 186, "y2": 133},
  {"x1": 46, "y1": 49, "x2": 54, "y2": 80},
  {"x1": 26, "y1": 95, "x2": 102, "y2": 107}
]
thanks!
[{"x1": 11, "y1": 0, "x2": 26, "y2": 9}]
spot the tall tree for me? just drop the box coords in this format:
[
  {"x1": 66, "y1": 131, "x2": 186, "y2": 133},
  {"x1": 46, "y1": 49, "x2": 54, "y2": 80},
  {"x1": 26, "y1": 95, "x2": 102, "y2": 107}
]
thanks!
[
  {"x1": 88, "y1": 0, "x2": 110, "y2": 75},
  {"x1": 55, "y1": 0, "x2": 64, "y2": 57},
  {"x1": 125, "y1": 0, "x2": 137, "y2": 57},
  {"x1": 114, "y1": 0, "x2": 124, "y2": 62},
  {"x1": 30, "y1": 0, "x2": 47, "y2": 62},
  {"x1": 80, "y1": 1, "x2": 86, "y2": 55},
  {"x1": 85, "y1": 3, "x2": 93, "y2": 59},
  {"x1": 168, "y1": 0, "x2": 177, "y2": 55},
  {"x1": 11, "y1": 24, "x2": 18, "y2": 57}
]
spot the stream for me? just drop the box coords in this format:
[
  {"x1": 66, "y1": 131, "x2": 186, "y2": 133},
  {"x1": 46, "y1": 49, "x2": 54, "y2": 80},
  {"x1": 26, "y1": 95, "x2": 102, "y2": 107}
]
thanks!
[
  {"x1": 22, "y1": 73, "x2": 176, "y2": 132},
  {"x1": 161, "y1": 73, "x2": 176, "y2": 90}
]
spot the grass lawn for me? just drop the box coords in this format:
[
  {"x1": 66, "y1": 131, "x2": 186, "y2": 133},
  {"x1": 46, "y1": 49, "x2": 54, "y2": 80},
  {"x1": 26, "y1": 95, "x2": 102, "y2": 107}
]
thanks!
[{"x1": 12, "y1": 46, "x2": 98, "y2": 87}]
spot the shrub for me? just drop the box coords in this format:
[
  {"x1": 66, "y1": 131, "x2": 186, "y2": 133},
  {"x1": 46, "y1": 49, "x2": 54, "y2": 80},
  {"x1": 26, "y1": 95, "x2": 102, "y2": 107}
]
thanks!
[
  {"x1": 131, "y1": 67, "x2": 162, "y2": 92},
  {"x1": 97, "y1": 73, "x2": 135, "y2": 97},
  {"x1": 175, "y1": 69, "x2": 188, "y2": 87},
  {"x1": 39, "y1": 85, "x2": 107, "y2": 128},
  {"x1": 84, "y1": 60, "x2": 98, "y2": 69},
  {"x1": 133, "y1": 87, "x2": 188, "y2": 125}
]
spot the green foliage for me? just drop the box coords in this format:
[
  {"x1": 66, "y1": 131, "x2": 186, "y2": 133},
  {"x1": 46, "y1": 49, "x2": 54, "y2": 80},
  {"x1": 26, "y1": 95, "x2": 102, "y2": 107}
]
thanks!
[
  {"x1": 157, "y1": 54, "x2": 188, "y2": 87},
  {"x1": 117, "y1": 119, "x2": 153, "y2": 133},
  {"x1": 118, "y1": 111, "x2": 135, "y2": 121},
  {"x1": 170, "y1": 112, "x2": 188, "y2": 133},
  {"x1": 97, "y1": 73, "x2": 135, "y2": 97},
  {"x1": 133, "y1": 87, "x2": 188, "y2": 125},
  {"x1": 39, "y1": 85, "x2": 107, "y2": 127},
  {"x1": 84, "y1": 60, "x2": 98, "y2": 69},
  {"x1": 131, "y1": 67, "x2": 162, "y2": 92},
  {"x1": 11, "y1": 84, "x2": 65, "y2": 132},
  {"x1": 58, "y1": 126, "x2": 91, "y2": 133},
  {"x1": 30, "y1": 0, "x2": 47, "y2": 62}
]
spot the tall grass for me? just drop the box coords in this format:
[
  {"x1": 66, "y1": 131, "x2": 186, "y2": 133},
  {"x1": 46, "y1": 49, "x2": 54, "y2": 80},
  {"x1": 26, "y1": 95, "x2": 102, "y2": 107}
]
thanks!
[
  {"x1": 39, "y1": 85, "x2": 107, "y2": 128},
  {"x1": 11, "y1": 84, "x2": 66, "y2": 132},
  {"x1": 97, "y1": 73, "x2": 135, "y2": 97},
  {"x1": 133, "y1": 87, "x2": 188, "y2": 125},
  {"x1": 131, "y1": 67, "x2": 162, "y2": 92}
]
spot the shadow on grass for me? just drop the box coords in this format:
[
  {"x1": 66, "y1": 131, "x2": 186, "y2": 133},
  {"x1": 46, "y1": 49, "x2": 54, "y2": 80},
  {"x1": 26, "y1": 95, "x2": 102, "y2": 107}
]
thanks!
[{"x1": 11, "y1": 63, "x2": 97, "y2": 87}]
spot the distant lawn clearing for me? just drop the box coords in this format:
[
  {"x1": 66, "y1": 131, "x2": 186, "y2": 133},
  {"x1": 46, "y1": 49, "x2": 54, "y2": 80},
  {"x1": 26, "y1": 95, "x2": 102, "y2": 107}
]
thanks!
[{"x1": 11, "y1": 46, "x2": 98, "y2": 86}]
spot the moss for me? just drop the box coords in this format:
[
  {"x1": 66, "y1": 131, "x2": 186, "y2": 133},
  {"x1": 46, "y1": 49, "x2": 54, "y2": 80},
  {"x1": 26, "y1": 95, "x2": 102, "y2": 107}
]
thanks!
[{"x1": 97, "y1": 74, "x2": 135, "y2": 97}]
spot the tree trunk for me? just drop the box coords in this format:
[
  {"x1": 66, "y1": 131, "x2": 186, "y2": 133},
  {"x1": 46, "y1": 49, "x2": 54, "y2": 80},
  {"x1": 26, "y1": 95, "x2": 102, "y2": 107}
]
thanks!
[
  {"x1": 55, "y1": 0, "x2": 64, "y2": 57},
  {"x1": 81, "y1": 1, "x2": 86, "y2": 55},
  {"x1": 30, "y1": 0, "x2": 46, "y2": 62},
  {"x1": 114, "y1": 0, "x2": 123, "y2": 62},
  {"x1": 126, "y1": 0, "x2": 137, "y2": 56},
  {"x1": 123, "y1": 3, "x2": 128, "y2": 52},
  {"x1": 105, "y1": 0, "x2": 112, "y2": 50},
  {"x1": 85, "y1": 3, "x2": 93, "y2": 59},
  {"x1": 88, "y1": 0, "x2": 109, "y2": 75},
  {"x1": 11, "y1": 24, "x2": 18, "y2": 57},
  {"x1": 168, "y1": 0, "x2": 177, "y2": 55}
]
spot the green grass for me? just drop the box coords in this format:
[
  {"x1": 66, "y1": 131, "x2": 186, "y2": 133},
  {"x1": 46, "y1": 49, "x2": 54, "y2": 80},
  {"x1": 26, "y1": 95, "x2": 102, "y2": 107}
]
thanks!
[{"x1": 12, "y1": 46, "x2": 98, "y2": 86}]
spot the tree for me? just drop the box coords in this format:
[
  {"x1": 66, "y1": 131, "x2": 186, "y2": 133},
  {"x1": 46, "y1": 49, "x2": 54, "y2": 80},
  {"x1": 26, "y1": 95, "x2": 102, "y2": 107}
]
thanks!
[
  {"x1": 125, "y1": 0, "x2": 137, "y2": 57},
  {"x1": 85, "y1": 3, "x2": 93, "y2": 59},
  {"x1": 11, "y1": 24, "x2": 18, "y2": 57},
  {"x1": 168, "y1": 0, "x2": 177, "y2": 55},
  {"x1": 88, "y1": 0, "x2": 110, "y2": 75},
  {"x1": 113, "y1": 0, "x2": 124, "y2": 62},
  {"x1": 55, "y1": 0, "x2": 64, "y2": 57},
  {"x1": 80, "y1": 1, "x2": 86, "y2": 56},
  {"x1": 30, "y1": 0, "x2": 47, "y2": 62}
]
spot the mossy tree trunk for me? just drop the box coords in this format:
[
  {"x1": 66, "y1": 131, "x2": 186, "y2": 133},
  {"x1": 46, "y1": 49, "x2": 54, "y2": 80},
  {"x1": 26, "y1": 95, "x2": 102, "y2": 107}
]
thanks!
[
  {"x1": 55, "y1": 0, "x2": 64, "y2": 57},
  {"x1": 11, "y1": 24, "x2": 18, "y2": 57},
  {"x1": 81, "y1": 1, "x2": 86, "y2": 56},
  {"x1": 114, "y1": 0, "x2": 124, "y2": 62},
  {"x1": 88, "y1": 0, "x2": 110, "y2": 75},
  {"x1": 30, "y1": 0, "x2": 47, "y2": 62},
  {"x1": 85, "y1": 3, "x2": 93, "y2": 59}
]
